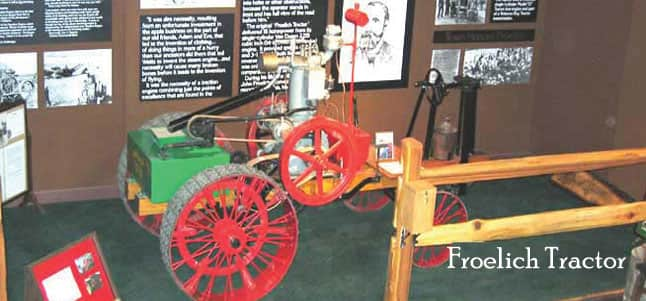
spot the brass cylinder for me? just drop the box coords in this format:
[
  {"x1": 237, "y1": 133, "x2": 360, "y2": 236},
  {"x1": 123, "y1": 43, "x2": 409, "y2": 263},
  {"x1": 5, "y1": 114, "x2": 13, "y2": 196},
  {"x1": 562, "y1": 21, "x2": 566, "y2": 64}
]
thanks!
[{"x1": 259, "y1": 52, "x2": 280, "y2": 72}]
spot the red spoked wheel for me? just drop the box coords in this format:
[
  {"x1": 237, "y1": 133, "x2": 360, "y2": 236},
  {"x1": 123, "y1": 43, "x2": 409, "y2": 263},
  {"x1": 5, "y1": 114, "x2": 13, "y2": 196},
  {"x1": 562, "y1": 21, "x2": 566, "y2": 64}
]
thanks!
[
  {"x1": 343, "y1": 190, "x2": 392, "y2": 213},
  {"x1": 279, "y1": 117, "x2": 355, "y2": 206},
  {"x1": 413, "y1": 190, "x2": 468, "y2": 268},
  {"x1": 160, "y1": 165, "x2": 298, "y2": 301},
  {"x1": 246, "y1": 95, "x2": 288, "y2": 159}
]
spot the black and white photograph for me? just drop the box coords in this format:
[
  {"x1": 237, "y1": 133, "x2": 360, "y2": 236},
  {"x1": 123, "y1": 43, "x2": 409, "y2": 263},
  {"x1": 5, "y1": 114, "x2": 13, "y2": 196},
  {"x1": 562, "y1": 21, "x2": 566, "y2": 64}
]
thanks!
[
  {"x1": 140, "y1": 0, "x2": 235, "y2": 9},
  {"x1": 431, "y1": 49, "x2": 461, "y2": 83},
  {"x1": 84, "y1": 271, "x2": 104, "y2": 294},
  {"x1": 336, "y1": 0, "x2": 414, "y2": 89},
  {"x1": 463, "y1": 47, "x2": 534, "y2": 85},
  {"x1": 74, "y1": 252, "x2": 95, "y2": 274},
  {"x1": 435, "y1": 0, "x2": 487, "y2": 25},
  {"x1": 44, "y1": 49, "x2": 112, "y2": 108},
  {"x1": 0, "y1": 52, "x2": 37, "y2": 109}
]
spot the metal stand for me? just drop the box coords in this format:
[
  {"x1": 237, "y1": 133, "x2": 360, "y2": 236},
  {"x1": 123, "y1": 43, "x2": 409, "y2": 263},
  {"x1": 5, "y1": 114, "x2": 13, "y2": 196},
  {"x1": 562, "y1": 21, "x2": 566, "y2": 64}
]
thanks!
[{"x1": 406, "y1": 70, "x2": 481, "y2": 195}]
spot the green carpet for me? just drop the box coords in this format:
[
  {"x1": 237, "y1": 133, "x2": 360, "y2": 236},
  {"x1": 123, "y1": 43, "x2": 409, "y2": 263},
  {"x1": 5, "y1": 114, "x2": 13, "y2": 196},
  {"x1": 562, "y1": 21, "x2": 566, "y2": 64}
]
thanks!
[{"x1": 3, "y1": 176, "x2": 637, "y2": 300}]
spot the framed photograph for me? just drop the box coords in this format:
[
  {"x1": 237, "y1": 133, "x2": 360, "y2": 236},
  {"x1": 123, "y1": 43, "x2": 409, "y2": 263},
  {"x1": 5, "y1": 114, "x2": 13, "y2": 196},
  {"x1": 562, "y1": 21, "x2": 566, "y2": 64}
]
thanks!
[
  {"x1": 0, "y1": 53, "x2": 37, "y2": 109},
  {"x1": 430, "y1": 49, "x2": 461, "y2": 83},
  {"x1": 44, "y1": 49, "x2": 113, "y2": 108},
  {"x1": 375, "y1": 131, "x2": 394, "y2": 160},
  {"x1": 25, "y1": 232, "x2": 118, "y2": 301},
  {"x1": 435, "y1": 0, "x2": 487, "y2": 25},
  {"x1": 334, "y1": 0, "x2": 415, "y2": 90},
  {"x1": 463, "y1": 47, "x2": 534, "y2": 86}
]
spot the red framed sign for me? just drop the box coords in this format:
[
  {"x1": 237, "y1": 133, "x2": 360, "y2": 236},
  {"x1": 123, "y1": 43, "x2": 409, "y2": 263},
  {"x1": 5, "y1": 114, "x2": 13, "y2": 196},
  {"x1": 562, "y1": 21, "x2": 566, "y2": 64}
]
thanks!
[{"x1": 26, "y1": 233, "x2": 118, "y2": 301}]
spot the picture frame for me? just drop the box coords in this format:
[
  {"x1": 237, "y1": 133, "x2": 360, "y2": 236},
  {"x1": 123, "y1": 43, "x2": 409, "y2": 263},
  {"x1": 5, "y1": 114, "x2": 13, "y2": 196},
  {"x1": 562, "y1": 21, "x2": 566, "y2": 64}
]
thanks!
[
  {"x1": 333, "y1": 0, "x2": 415, "y2": 90},
  {"x1": 25, "y1": 232, "x2": 118, "y2": 301}
]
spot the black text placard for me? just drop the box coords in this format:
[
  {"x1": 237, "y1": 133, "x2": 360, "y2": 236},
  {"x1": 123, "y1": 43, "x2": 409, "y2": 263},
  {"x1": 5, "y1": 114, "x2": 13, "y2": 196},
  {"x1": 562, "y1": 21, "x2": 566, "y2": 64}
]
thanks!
[{"x1": 140, "y1": 14, "x2": 234, "y2": 101}]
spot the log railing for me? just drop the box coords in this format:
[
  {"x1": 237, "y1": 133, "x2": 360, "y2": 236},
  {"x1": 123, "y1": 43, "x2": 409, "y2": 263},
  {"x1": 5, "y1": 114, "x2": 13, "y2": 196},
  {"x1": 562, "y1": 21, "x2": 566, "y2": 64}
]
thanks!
[{"x1": 384, "y1": 138, "x2": 646, "y2": 301}]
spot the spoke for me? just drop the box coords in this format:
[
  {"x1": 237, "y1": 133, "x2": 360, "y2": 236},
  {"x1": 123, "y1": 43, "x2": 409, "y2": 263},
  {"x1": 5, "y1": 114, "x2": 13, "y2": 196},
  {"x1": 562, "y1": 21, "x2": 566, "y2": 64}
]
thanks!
[
  {"x1": 435, "y1": 198, "x2": 460, "y2": 223},
  {"x1": 224, "y1": 271, "x2": 234, "y2": 298},
  {"x1": 293, "y1": 165, "x2": 316, "y2": 186},
  {"x1": 238, "y1": 210, "x2": 261, "y2": 228},
  {"x1": 188, "y1": 204, "x2": 218, "y2": 226},
  {"x1": 314, "y1": 129, "x2": 322, "y2": 155},
  {"x1": 184, "y1": 217, "x2": 216, "y2": 233},
  {"x1": 256, "y1": 250, "x2": 284, "y2": 266},
  {"x1": 182, "y1": 269, "x2": 204, "y2": 296},
  {"x1": 322, "y1": 138, "x2": 344, "y2": 159},
  {"x1": 203, "y1": 190, "x2": 225, "y2": 221},
  {"x1": 236, "y1": 260, "x2": 256, "y2": 290},
  {"x1": 241, "y1": 177, "x2": 267, "y2": 207},
  {"x1": 202, "y1": 273, "x2": 218, "y2": 300},
  {"x1": 316, "y1": 167, "x2": 324, "y2": 194},
  {"x1": 290, "y1": 150, "x2": 318, "y2": 164},
  {"x1": 267, "y1": 212, "x2": 295, "y2": 227},
  {"x1": 322, "y1": 160, "x2": 344, "y2": 174},
  {"x1": 442, "y1": 210, "x2": 467, "y2": 223}
]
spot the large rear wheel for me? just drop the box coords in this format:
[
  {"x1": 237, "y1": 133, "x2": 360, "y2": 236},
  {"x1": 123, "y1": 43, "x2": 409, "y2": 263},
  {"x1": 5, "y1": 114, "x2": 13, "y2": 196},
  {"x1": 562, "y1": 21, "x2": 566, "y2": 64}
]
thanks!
[{"x1": 413, "y1": 190, "x2": 468, "y2": 268}]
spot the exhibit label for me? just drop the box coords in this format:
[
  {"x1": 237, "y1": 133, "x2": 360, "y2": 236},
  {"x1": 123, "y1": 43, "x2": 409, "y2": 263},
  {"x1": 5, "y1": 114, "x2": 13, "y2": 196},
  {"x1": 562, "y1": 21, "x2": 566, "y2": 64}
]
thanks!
[
  {"x1": 447, "y1": 246, "x2": 626, "y2": 270},
  {"x1": 490, "y1": 0, "x2": 538, "y2": 23},
  {"x1": 0, "y1": 0, "x2": 112, "y2": 45},
  {"x1": 433, "y1": 30, "x2": 535, "y2": 44},
  {"x1": 140, "y1": 14, "x2": 234, "y2": 101},
  {"x1": 238, "y1": 0, "x2": 327, "y2": 93}
]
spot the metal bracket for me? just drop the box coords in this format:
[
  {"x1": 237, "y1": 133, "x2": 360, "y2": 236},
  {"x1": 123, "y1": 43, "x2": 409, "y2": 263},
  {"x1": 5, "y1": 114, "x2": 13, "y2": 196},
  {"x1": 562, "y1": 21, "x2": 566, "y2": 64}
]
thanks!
[{"x1": 399, "y1": 227, "x2": 410, "y2": 249}]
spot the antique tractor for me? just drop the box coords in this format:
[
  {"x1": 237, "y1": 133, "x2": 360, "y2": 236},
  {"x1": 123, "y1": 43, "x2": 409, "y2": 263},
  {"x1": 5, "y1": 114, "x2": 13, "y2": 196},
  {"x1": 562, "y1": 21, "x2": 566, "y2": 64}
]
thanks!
[{"x1": 118, "y1": 6, "x2": 468, "y2": 300}]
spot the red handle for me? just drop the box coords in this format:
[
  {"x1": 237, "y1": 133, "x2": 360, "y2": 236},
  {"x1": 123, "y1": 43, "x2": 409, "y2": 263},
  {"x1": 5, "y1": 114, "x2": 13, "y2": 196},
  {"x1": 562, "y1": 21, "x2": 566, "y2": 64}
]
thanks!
[{"x1": 345, "y1": 8, "x2": 368, "y2": 27}]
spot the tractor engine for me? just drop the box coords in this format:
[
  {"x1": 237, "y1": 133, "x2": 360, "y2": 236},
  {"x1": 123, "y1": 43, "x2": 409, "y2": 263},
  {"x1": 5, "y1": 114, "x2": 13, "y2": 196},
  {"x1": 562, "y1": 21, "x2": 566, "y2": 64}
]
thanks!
[{"x1": 253, "y1": 25, "x2": 343, "y2": 157}]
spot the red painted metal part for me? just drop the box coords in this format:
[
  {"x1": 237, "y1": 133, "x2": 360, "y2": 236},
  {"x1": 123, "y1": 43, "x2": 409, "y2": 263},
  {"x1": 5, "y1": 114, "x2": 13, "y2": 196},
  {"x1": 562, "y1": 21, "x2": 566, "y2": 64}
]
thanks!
[
  {"x1": 279, "y1": 116, "x2": 361, "y2": 206},
  {"x1": 413, "y1": 190, "x2": 468, "y2": 268},
  {"x1": 246, "y1": 95, "x2": 288, "y2": 159},
  {"x1": 343, "y1": 190, "x2": 392, "y2": 213},
  {"x1": 167, "y1": 174, "x2": 298, "y2": 301},
  {"x1": 342, "y1": 3, "x2": 366, "y2": 127}
]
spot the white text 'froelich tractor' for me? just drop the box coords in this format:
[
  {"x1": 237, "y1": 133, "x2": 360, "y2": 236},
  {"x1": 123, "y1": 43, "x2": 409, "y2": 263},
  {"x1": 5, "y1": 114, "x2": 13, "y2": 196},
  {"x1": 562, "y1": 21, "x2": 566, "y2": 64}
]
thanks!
[{"x1": 119, "y1": 5, "x2": 468, "y2": 300}]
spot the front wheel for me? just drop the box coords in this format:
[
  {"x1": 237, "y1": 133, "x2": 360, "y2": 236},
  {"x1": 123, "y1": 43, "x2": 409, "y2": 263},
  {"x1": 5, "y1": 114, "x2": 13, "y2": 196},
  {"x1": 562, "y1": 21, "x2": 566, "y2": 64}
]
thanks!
[{"x1": 160, "y1": 164, "x2": 299, "y2": 301}]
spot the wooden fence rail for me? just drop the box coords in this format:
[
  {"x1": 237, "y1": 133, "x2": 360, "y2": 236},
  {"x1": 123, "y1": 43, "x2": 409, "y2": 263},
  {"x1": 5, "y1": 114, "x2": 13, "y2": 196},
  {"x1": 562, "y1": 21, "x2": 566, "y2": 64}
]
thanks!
[{"x1": 384, "y1": 138, "x2": 646, "y2": 301}]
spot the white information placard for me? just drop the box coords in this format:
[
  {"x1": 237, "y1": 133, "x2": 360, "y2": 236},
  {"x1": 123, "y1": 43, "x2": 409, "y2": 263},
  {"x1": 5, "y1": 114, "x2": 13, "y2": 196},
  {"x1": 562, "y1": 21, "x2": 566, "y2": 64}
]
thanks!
[{"x1": 0, "y1": 102, "x2": 28, "y2": 202}]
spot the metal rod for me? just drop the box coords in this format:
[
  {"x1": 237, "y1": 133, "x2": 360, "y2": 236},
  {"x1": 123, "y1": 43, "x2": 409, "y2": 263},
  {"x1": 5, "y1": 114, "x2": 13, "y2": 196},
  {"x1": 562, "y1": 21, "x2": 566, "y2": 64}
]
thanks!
[{"x1": 167, "y1": 86, "x2": 275, "y2": 132}]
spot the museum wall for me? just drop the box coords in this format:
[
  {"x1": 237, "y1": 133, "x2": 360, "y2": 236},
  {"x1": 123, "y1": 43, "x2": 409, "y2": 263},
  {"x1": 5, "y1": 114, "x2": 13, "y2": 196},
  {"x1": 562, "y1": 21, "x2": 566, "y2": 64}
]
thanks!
[
  {"x1": 530, "y1": 0, "x2": 633, "y2": 154},
  {"x1": 530, "y1": 0, "x2": 645, "y2": 199},
  {"x1": 607, "y1": 0, "x2": 646, "y2": 200},
  {"x1": 18, "y1": 0, "x2": 646, "y2": 203},
  {"x1": 15, "y1": 0, "x2": 126, "y2": 201}
]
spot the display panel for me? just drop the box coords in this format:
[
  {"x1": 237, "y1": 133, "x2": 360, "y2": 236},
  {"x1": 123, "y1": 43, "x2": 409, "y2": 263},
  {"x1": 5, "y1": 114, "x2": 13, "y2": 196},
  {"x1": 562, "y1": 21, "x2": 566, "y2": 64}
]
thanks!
[
  {"x1": 463, "y1": 47, "x2": 534, "y2": 85},
  {"x1": 44, "y1": 49, "x2": 112, "y2": 108},
  {"x1": 0, "y1": 0, "x2": 112, "y2": 46},
  {"x1": 0, "y1": 102, "x2": 27, "y2": 202},
  {"x1": 0, "y1": 52, "x2": 37, "y2": 109},
  {"x1": 140, "y1": 14, "x2": 234, "y2": 101},
  {"x1": 238, "y1": 0, "x2": 328, "y2": 93},
  {"x1": 490, "y1": 0, "x2": 538, "y2": 23},
  {"x1": 334, "y1": 0, "x2": 415, "y2": 90},
  {"x1": 27, "y1": 233, "x2": 118, "y2": 301},
  {"x1": 435, "y1": 0, "x2": 486, "y2": 25}
]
